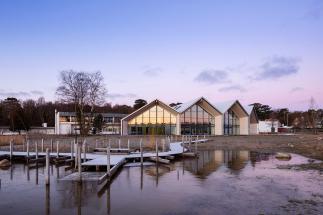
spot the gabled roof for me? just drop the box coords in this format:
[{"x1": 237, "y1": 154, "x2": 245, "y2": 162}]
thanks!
[
  {"x1": 173, "y1": 97, "x2": 221, "y2": 114},
  {"x1": 213, "y1": 100, "x2": 249, "y2": 116},
  {"x1": 58, "y1": 112, "x2": 127, "y2": 118},
  {"x1": 121, "y1": 99, "x2": 178, "y2": 121}
]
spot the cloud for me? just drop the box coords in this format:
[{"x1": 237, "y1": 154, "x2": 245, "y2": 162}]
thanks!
[
  {"x1": 290, "y1": 87, "x2": 304, "y2": 93},
  {"x1": 254, "y1": 56, "x2": 300, "y2": 80},
  {"x1": 194, "y1": 69, "x2": 229, "y2": 84},
  {"x1": 0, "y1": 90, "x2": 45, "y2": 98},
  {"x1": 30, "y1": 90, "x2": 44, "y2": 95},
  {"x1": 107, "y1": 93, "x2": 137, "y2": 100},
  {"x1": 143, "y1": 67, "x2": 162, "y2": 77},
  {"x1": 218, "y1": 85, "x2": 247, "y2": 92}
]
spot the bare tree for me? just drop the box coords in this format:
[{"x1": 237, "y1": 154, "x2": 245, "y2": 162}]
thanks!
[{"x1": 56, "y1": 70, "x2": 107, "y2": 135}]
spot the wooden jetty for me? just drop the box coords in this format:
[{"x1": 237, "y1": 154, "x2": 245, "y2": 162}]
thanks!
[{"x1": 0, "y1": 138, "x2": 208, "y2": 184}]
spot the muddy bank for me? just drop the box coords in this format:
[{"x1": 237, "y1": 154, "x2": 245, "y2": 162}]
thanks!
[{"x1": 199, "y1": 134, "x2": 323, "y2": 161}]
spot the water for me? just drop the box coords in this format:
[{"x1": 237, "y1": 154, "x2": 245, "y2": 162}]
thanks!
[{"x1": 1, "y1": 150, "x2": 323, "y2": 215}]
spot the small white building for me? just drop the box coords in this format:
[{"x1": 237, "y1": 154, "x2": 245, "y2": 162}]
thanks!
[
  {"x1": 258, "y1": 120, "x2": 280, "y2": 133},
  {"x1": 54, "y1": 110, "x2": 127, "y2": 135}
]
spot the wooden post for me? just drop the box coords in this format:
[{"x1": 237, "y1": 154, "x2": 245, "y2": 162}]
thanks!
[
  {"x1": 45, "y1": 148, "x2": 50, "y2": 185},
  {"x1": 127, "y1": 139, "x2": 130, "y2": 150},
  {"x1": 162, "y1": 139, "x2": 165, "y2": 152},
  {"x1": 35, "y1": 141, "x2": 38, "y2": 159},
  {"x1": 9, "y1": 140, "x2": 13, "y2": 161},
  {"x1": 75, "y1": 142, "x2": 78, "y2": 169},
  {"x1": 95, "y1": 139, "x2": 98, "y2": 149},
  {"x1": 50, "y1": 139, "x2": 53, "y2": 153},
  {"x1": 107, "y1": 144, "x2": 111, "y2": 177},
  {"x1": 26, "y1": 140, "x2": 30, "y2": 158},
  {"x1": 118, "y1": 139, "x2": 121, "y2": 149},
  {"x1": 78, "y1": 144, "x2": 82, "y2": 181},
  {"x1": 71, "y1": 140, "x2": 74, "y2": 158},
  {"x1": 41, "y1": 139, "x2": 44, "y2": 153},
  {"x1": 155, "y1": 139, "x2": 158, "y2": 163},
  {"x1": 195, "y1": 138, "x2": 197, "y2": 153},
  {"x1": 140, "y1": 138, "x2": 143, "y2": 166},
  {"x1": 56, "y1": 141, "x2": 59, "y2": 158},
  {"x1": 83, "y1": 139, "x2": 87, "y2": 161}
]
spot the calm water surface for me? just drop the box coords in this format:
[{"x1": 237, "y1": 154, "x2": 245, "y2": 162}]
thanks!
[{"x1": 1, "y1": 150, "x2": 323, "y2": 215}]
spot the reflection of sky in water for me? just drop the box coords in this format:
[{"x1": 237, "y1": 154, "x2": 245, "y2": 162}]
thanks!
[{"x1": 0, "y1": 151, "x2": 323, "y2": 215}]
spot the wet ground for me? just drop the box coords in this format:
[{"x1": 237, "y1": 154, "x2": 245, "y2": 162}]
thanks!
[{"x1": 1, "y1": 150, "x2": 323, "y2": 215}]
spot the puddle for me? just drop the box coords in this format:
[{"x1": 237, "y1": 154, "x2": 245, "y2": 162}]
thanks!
[{"x1": 0, "y1": 150, "x2": 323, "y2": 215}]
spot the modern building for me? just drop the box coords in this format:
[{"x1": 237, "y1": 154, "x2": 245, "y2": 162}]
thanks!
[
  {"x1": 55, "y1": 110, "x2": 127, "y2": 135},
  {"x1": 121, "y1": 97, "x2": 257, "y2": 136}
]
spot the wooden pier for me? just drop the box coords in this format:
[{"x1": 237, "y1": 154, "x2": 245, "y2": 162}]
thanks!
[{"x1": 0, "y1": 137, "x2": 208, "y2": 184}]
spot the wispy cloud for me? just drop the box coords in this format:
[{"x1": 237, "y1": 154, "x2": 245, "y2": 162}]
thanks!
[
  {"x1": 254, "y1": 56, "x2": 300, "y2": 80},
  {"x1": 218, "y1": 85, "x2": 247, "y2": 92},
  {"x1": 290, "y1": 87, "x2": 304, "y2": 93},
  {"x1": 30, "y1": 90, "x2": 44, "y2": 95},
  {"x1": 107, "y1": 93, "x2": 137, "y2": 100},
  {"x1": 0, "y1": 90, "x2": 44, "y2": 98},
  {"x1": 194, "y1": 69, "x2": 229, "y2": 85},
  {"x1": 143, "y1": 67, "x2": 162, "y2": 77}
]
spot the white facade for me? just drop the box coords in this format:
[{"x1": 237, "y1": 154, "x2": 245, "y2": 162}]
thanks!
[
  {"x1": 54, "y1": 111, "x2": 127, "y2": 135},
  {"x1": 258, "y1": 120, "x2": 280, "y2": 133}
]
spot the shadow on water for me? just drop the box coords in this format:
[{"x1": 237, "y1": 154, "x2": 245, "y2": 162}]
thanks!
[{"x1": 1, "y1": 150, "x2": 323, "y2": 215}]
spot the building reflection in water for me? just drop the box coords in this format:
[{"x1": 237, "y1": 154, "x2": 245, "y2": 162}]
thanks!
[{"x1": 184, "y1": 150, "x2": 251, "y2": 177}]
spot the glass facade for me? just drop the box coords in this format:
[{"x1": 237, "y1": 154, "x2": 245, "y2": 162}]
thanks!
[
  {"x1": 224, "y1": 109, "x2": 240, "y2": 135},
  {"x1": 128, "y1": 105, "x2": 177, "y2": 135},
  {"x1": 180, "y1": 105, "x2": 215, "y2": 135}
]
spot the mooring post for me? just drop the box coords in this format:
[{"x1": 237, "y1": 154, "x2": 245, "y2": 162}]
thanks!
[
  {"x1": 155, "y1": 139, "x2": 159, "y2": 163},
  {"x1": 35, "y1": 141, "x2": 38, "y2": 159},
  {"x1": 140, "y1": 138, "x2": 143, "y2": 166},
  {"x1": 118, "y1": 139, "x2": 121, "y2": 149},
  {"x1": 75, "y1": 142, "x2": 78, "y2": 169},
  {"x1": 162, "y1": 139, "x2": 165, "y2": 152},
  {"x1": 41, "y1": 139, "x2": 44, "y2": 153},
  {"x1": 26, "y1": 139, "x2": 30, "y2": 158},
  {"x1": 83, "y1": 139, "x2": 87, "y2": 161},
  {"x1": 56, "y1": 141, "x2": 59, "y2": 158},
  {"x1": 107, "y1": 144, "x2": 111, "y2": 177},
  {"x1": 78, "y1": 144, "x2": 82, "y2": 181},
  {"x1": 127, "y1": 139, "x2": 130, "y2": 150},
  {"x1": 9, "y1": 139, "x2": 13, "y2": 161},
  {"x1": 45, "y1": 148, "x2": 50, "y2": 185},
  {"x1": 50, "y1": 139, "x2": 53, "y2": 153},
  {"x1": 71, "y1": 140, "x2": 74, "y2": 159}
]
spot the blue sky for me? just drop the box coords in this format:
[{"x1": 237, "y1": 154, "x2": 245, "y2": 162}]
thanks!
[{"x1": 0, "y1": 0, "x2": 322, "y2": 110}]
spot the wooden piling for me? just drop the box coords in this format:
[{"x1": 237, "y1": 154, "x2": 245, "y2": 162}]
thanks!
[
  {"x1": 78, "y1": 144, "x2": 82, "y2": 181},
  {"x1": 107, "y1": 144, "x2": 111, "y2": 177},
  {"x1": 83, "y1": 139, "x2": 86, "y2": 161},
  {"x1": 75, "y1": 142, "x2": 78, "y2": 169},
  {"x1": 118, "y1": 139, "x2": 121, "y2": 149},
  {"x1": 50, "y1": 139, "x2": 53, "y2": 153},
  {"x1": 9, "y1": 140, "x2": 13, "y2": 161},
  {"x1": 35, "y1": 141, "x2": 38, "y2": 159},
  {"x1": 26, "y1": 140, "x2": 30, "y2": 158},
  {"x1": 155, "y1": 139, "x2": 158, "y2": 164},
  {"x1": 45, "y1": 148, "x2": 50, "y2": 185},
  {"x1": 41, "y1": 139, "x2": 44, "y2": 153},
  {"x1": 71, "y1": 140, "x2": 74, "y2": 159},
  {"x1": 140, "y1": 138, "x2": 143, "y2": 166},
  {"x1": 56, "y1": 141, "x2": 59, "y2": 158},
  {"x1": 127, "y1": 139, "x2": 130, "y2": 150}
]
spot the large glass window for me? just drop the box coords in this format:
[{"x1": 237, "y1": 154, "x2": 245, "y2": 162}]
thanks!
[
  {"x1": 224, "y1": 109, "x2": 240, "y2": 135},
  {"x1": 180, "y1": 105, "x2": 215, "y2": 135},
  {"x1": 128, "y1": 104, "x2": 177, "y2": 135}
]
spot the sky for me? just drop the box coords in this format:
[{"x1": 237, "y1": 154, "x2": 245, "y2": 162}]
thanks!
[{"x1": 0, "y1": 0, "x2": 322, "y2": 111}]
